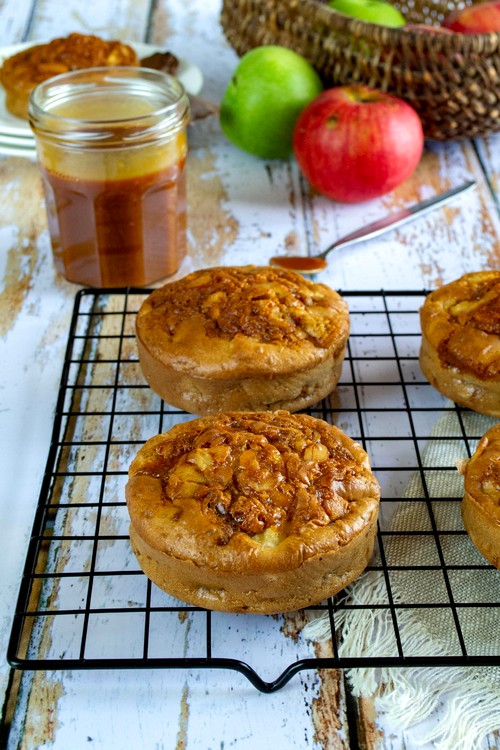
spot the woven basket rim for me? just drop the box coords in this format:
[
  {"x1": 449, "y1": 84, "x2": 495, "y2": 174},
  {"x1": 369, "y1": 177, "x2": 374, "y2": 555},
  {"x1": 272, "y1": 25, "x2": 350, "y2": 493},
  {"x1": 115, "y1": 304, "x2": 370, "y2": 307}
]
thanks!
[
  {"x1": 220, "y1": 0, "x2": 500, "y2": 139},
  {"x1": 306, "y1": 0, "x2": 500, "y2": 53}
]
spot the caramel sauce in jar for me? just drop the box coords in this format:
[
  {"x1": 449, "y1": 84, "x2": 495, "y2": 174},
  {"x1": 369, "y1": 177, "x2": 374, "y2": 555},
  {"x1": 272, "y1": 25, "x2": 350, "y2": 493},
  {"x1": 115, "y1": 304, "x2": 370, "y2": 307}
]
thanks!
[{"x1": 30, "y1": 67, "x2": 189, "y2": 287}]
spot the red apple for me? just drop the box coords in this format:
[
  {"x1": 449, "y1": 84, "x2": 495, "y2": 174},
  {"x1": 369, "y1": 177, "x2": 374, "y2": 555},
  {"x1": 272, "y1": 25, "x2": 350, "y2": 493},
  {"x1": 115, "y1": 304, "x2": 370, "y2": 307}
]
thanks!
[
  {"x1": 292, "y1": 86, "x2": 424, "y2": 204},
  {"x1": 442, "y1": 0, "x2": 500, "y2": 32}
]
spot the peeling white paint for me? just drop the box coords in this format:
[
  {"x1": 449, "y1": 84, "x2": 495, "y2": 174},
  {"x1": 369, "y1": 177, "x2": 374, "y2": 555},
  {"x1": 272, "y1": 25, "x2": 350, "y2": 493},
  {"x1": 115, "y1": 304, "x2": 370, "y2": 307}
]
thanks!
[{"x1": 0, "y1": 0, "x2": 500, "y2": 747}]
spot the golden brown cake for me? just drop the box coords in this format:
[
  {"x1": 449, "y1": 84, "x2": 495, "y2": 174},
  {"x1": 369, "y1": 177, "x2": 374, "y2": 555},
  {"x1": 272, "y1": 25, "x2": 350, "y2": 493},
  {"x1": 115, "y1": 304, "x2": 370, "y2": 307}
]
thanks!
[
  {"x1": 126, "y1": 410, "x2": 380, "y2": 614},
  {"x1": 419, "y1": 271, "x2": 500, "y2": 417},
  {"x1": 460, "y1": 423, "x2": 500, "y2": 568},
  {"x1": 1, "y1": 33, "x2": 139, "y2": 119},
  {"x1": 135, "y1": 265, "x2": 350, "y2": 415}
]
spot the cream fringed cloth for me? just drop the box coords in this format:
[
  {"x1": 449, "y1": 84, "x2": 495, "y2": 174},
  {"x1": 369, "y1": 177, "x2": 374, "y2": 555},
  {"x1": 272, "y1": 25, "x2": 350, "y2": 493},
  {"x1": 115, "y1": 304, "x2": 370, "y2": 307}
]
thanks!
[{"x1": 304, "y1": 408, "x2": 500, "y2": 750}]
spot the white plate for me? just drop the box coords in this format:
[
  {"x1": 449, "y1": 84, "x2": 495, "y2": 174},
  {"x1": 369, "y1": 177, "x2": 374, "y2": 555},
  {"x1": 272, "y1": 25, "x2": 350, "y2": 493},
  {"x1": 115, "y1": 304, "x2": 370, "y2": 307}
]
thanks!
[
  {"x1": 0, "y1": 40, "x2": 203, "y2": 139},
  {"x1": 0, "y1": 129, "x2": 36, "y2": 146},
  {"x1": 0, "y1": 141, "x2": 36, "y2": 158}
]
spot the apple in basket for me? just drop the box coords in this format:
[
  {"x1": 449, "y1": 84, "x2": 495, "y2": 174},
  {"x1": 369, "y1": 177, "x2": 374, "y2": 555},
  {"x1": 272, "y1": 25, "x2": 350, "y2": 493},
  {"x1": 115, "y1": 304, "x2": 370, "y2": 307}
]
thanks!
[
  {"x1": 292, "y1": 86, "x2": 424, "y2": 203},
  {"x1": 328, "y1": 0, "x2": 406, "y2": 26},
  {"x1": 441, "y1": 0, "x2": 500, "y2": 32}
]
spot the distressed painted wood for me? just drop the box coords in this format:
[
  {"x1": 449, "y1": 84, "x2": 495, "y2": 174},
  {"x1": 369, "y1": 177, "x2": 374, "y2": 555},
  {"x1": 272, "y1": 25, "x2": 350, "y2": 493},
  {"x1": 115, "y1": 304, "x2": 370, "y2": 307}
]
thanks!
[
  {"x1": 475, "y1": 134, "x2": 500, "y2": 205},
  {"x1": 25, "y1": 0, "x2": 152, "y2": 43},
  {"x1": 0, "y1": 0, "x2": 500, "y2": 747},
  {"x1": 0, "y1": 0, "x2": 34, "y2": 41}
]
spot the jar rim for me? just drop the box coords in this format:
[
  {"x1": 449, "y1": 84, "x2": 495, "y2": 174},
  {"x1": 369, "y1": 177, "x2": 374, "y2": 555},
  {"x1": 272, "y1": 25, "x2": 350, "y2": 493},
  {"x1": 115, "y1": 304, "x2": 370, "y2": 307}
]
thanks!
[
  {"x1": 29, "y1": 66, "x2": 190, "y2": 148},
  {"x1": 29, "y1": 66, "x2": 189, "y2": 127}
]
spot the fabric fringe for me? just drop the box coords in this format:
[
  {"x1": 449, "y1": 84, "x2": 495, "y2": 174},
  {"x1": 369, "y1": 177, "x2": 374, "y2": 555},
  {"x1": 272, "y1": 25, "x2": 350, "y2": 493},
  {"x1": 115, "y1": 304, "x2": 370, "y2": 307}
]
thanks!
[
  {"x1": 303, "y1": 571, "x2": 500, "y2": 748},
  {"x1": 371, "y1": 668, "x2": 500, "y2": 750}
]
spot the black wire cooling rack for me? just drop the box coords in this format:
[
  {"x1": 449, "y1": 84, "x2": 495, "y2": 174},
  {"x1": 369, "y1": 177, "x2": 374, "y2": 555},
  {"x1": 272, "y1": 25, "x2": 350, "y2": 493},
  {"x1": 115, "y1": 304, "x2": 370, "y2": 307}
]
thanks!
[{"x1": 7, "y1": 288, "x2": 500, "y2": 693}]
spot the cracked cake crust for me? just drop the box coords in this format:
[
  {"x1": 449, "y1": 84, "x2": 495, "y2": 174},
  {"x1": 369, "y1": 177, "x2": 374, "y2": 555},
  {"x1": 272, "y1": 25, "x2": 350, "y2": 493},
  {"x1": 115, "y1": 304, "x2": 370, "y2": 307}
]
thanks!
[
  {"x1": 136, "y1": 265, "x2": 350, "y2": 414},
  {"x1": 1, "y1": 33, "x2": 139, "y2": 119},
  {"x1": 460, "y1": 423, "x2": 500, "y2": 568},
  {"x1": 126, "y1": 410, "x2": 380, "y2": 613},
  {"x1": 419, "y1": 271, "x2": 500, "y2": 417}
]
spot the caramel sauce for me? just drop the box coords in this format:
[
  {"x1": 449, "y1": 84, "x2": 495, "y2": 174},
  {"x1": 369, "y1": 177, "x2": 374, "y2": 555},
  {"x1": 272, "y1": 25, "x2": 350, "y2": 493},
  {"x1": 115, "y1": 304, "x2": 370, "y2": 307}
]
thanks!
[
  {"x1": 142, "y1": 266, "x2": 345, "y2": 348},
  {"x1": 40, "y1": 159, "x2": 186, "y2": 287},
  {"x1": 270, "y1": 255, "x2": 327, "y2": 272},
  {"x1": 132, "y1": 412, "x2": 379, "y2": 540},
  {"x1": 430, "y1": 272, "x2": 500, "y2": 379},
  {"x1": 31, "y1": 76, "x2": 189, "y2": 287}
]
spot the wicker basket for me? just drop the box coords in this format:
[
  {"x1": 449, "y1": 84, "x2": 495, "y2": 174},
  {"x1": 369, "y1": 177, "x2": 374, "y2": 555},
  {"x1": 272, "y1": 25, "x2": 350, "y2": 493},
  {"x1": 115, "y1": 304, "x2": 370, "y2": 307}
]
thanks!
[{"x1": 220, "y1": 0, "x2": 500, "y2": 140}]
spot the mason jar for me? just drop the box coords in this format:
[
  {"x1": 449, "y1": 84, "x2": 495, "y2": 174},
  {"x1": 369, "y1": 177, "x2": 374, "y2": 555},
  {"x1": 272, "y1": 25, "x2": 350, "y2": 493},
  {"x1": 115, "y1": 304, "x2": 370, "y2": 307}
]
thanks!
[{"x1": 29, "y1": 66, "x2": 189, "y2": 288}]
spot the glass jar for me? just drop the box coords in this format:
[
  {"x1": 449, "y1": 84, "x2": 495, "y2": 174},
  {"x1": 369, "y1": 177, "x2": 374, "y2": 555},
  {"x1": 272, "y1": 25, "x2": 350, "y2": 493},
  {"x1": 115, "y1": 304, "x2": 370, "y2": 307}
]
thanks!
[{"x1": 29, "y1": 67, "x2": 189, "y2": 288}]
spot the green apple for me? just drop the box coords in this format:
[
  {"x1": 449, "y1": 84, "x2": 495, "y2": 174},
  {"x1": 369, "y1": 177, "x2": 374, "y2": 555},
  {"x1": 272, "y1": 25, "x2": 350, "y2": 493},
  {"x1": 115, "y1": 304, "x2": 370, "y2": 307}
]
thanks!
[
  {"x1": 328, "y1": 0, "x2": 406, "y2": 27},
  {"x1": 220, "y1": 46, "x2": 323, "y2": 159}
]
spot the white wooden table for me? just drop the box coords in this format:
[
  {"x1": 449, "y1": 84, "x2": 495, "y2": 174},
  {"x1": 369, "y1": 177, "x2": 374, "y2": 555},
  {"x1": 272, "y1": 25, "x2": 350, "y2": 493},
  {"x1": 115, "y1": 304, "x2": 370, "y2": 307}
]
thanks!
[{"x1": 0, "y1": 0, "x2": 499, "y2": 748}]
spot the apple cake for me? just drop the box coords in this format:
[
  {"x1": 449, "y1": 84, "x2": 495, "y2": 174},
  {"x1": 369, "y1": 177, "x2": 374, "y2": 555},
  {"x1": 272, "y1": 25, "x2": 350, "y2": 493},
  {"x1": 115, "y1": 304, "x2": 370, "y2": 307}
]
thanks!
[
  {"x1": 135, "y1": 265, "x2": 350, "y2": 415},
  {"x1": 460, "y1": 423, "x2": 500, "y2": 568},
  {"x1": 126, "y1": 410, "x2": 380, "y2": 614},
  {"x1": 419, "y1": 270, "x2": 500, "y2": 417},
  {"x1": 1, "y1": 33, "x2": 138, "y2": 119}
]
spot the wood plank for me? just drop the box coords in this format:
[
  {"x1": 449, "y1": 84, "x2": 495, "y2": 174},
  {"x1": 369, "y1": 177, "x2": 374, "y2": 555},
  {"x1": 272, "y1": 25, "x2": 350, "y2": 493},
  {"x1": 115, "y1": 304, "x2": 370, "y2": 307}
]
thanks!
[
  {"x1": 0, "y1": 0, "x2": 35, "y2": 41},
  {"x1": 301, "y1": 142, "x2": 500, "y2": 294},
  {"x1": 25, "y1": 0, "x2": 152, "y2": 42},
  {"x1": 1, "y1": 0, "x2": 500, "y2": 746},
  {"x1": 475, "y1": 133, "x2": 500, "y2": 206}
]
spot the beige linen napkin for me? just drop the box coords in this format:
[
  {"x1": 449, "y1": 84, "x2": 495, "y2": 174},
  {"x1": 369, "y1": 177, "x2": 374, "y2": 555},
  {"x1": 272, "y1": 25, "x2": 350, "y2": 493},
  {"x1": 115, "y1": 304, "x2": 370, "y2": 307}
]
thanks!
[{"x1": 305, "y1": 408, "x2": 500, "y2": 749}]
